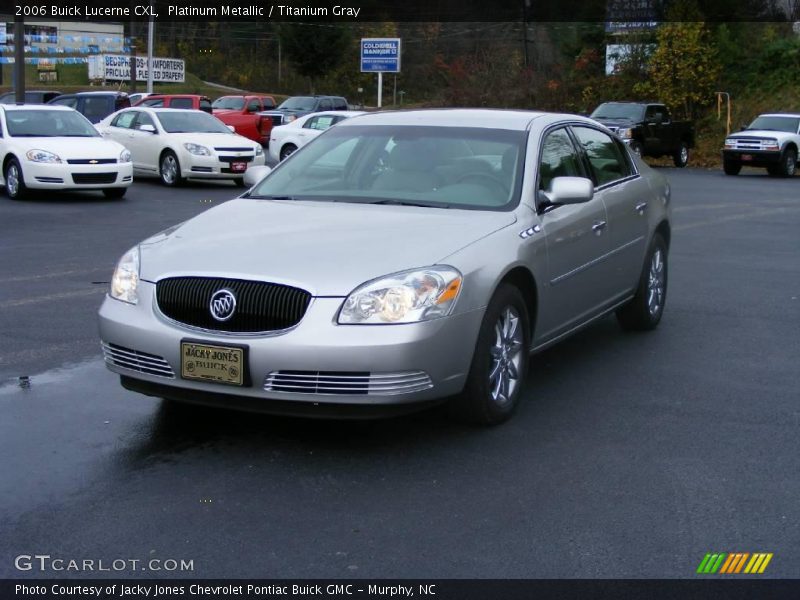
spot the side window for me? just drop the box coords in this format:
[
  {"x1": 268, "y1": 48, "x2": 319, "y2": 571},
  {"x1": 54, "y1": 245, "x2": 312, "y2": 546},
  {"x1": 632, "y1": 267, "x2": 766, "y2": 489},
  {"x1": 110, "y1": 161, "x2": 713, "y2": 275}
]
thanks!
[
  {"x1": 170, "y1": 98, "x2": 193, "y2": 109},
  {"x1": 319, "y1": 99, "x2": 333, "y2": 111},
  {"x1": 655, "y1": 106, "x2": 669, "y2": 123},
  {"x1": 538, "y1": 127, "x2": 584, "y2": 191},
  {"x1": 262, "y1": 97, "x2": 275, "y2": 109},
  {"x1": 51, "y1": 96, "x2": 78, "y2": 109},
  {"x1": 83, "y1": 97, "x2": 112, "y2": 122},
  {"x1": 334, "y1": 98, "x2": 348, "y2": 110},
  {"x1": 246, "y1": 99, "x2": 260, "y2": 113},
  {"x1": 572, "y1": 126, "x2": 631, "y2": 186},
  {"x1": 134, "y1": 112, "x2": 156, "y2": 130},
  {"x1": 305, "y1": 115, "x2": 335, "y2": 131},
  {"x1": 111, "y1": 111, "x2": 137, "y2": 129},
  {"x1": 142, "y1": 98, "x2": 164, "y2": 107},
  {"x1": 199, "y1": 99, "x2": 212, "y2": 112}
]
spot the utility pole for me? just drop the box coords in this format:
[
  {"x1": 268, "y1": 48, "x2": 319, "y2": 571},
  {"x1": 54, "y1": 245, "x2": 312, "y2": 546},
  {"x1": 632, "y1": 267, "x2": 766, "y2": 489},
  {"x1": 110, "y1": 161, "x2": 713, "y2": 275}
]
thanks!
[
  {"x1": 146, "y1": 0, "x2": 154, "y2": 93},
  {"x1": 14, "y1": 15, "x2": 24, "y2": 102}
]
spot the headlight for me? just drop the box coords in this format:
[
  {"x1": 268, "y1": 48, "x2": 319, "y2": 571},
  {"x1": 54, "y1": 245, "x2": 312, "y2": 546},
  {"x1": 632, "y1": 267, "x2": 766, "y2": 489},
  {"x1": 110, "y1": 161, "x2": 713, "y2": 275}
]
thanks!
[
  {"x1": 618, "y1": 128, "x2": 632, "y2": 139},
  {"x1": 338, "y1": 266, "x2": 462, "y2": 325},
  {"x1": 724, "y1": 138, "x2": 736, "y2": 148},
  {"x1": 25, "y1": 149, "x2": 62, "y2": 163},
  {"x1": 763, "y1": 139, "x2": 779, "y2": 150},
  {"x1": 183, "y1": 143, "x2": 211, "y2": 156},
  {"x1": 285, "y1": 115, "x2": 297, "y2": 123},
  {"x1": 110, "y1": 246, "x2": 139, "y2": 304},
  {"x1": 119, "y1": 148, "x2": 131, "y2": 163},
  {"x1": 255, "y1": 145, "x2": 263, "y2": 156}
]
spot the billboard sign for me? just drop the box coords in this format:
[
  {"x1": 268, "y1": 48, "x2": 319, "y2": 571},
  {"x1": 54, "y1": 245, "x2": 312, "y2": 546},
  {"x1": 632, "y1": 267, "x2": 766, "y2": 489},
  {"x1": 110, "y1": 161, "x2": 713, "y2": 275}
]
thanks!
[{"x1": 361, "y1": 38, "x2": 401, "y2": 73}]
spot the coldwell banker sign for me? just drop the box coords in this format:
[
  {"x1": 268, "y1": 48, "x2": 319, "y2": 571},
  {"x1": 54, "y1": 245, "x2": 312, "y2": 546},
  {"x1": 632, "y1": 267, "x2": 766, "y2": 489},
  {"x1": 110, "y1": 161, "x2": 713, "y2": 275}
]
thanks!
[{"x1": 360, "y1": 38, "x2": 401, "y2": 73}]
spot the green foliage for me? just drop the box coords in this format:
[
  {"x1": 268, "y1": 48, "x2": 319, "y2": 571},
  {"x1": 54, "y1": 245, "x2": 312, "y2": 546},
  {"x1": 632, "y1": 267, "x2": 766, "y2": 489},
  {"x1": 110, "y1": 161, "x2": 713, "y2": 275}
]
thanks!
[
  {"x1": 279, "y1": 24, "x2": 350, "y2": 92},
  {"x1": 637, "y1": 20, "x2": 720, "y2": 119}
]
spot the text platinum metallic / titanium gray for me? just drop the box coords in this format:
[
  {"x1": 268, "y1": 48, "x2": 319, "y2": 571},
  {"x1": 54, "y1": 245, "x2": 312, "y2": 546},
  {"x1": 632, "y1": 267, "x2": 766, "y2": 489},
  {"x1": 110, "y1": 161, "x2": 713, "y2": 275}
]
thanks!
[{"x1": 99, "y1": 108, "x2": 671, "y2": 425}]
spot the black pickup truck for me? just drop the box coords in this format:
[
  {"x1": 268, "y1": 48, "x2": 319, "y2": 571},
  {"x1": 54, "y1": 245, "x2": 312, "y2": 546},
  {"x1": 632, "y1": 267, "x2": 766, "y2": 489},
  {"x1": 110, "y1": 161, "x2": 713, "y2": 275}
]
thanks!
[{"x1": 590, "y1": 102, "x2": 695, "y2": 167}]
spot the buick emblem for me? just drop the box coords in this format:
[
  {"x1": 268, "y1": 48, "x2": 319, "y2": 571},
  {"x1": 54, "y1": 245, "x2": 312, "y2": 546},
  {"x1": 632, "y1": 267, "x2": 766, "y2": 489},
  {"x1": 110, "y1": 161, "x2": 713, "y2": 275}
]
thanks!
[{"x1": 209, "y1": 289, "x2": 237, "y2": 322}]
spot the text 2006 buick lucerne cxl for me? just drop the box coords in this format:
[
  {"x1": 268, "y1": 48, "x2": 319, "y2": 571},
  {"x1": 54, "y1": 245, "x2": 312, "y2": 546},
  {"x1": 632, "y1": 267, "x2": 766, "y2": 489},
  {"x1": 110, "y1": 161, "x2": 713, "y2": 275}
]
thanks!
[{"x1": 98, "y1": 109, "x2": 671, "y2": 425}]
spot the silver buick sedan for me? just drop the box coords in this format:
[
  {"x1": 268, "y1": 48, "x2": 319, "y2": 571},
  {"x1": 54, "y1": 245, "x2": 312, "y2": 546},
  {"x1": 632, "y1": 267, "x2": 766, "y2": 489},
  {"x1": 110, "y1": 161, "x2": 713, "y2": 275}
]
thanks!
[{"x1": 98, "y1": 109, "x2": 671, "y2": 425}]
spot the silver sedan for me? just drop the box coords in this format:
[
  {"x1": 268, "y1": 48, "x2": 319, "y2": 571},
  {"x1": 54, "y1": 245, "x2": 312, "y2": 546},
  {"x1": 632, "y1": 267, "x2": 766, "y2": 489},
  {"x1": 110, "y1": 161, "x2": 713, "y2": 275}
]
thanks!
[{"x1": 98, "y1": 109, "x2": 671, "y2": 425}]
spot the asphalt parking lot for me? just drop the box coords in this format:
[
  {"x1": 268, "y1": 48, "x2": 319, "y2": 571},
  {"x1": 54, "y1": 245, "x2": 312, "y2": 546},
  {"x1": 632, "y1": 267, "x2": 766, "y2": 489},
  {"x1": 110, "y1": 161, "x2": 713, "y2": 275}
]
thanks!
[{"x1": 0, "y1": 168, "x2": 798, "y2": 578}]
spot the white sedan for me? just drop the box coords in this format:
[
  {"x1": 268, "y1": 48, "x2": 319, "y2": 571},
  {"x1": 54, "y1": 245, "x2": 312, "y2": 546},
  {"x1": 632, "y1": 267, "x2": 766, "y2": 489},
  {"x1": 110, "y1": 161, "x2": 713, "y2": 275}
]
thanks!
[
  {"x1": 268, "y1": 110, "x2": 364, "y2": 162},
  {"x1": 0, "y1": 104, "x2": 133, "y2": 199},
  {"x1": 97, "y1": 107, "x2": 266, "y2": 186}
]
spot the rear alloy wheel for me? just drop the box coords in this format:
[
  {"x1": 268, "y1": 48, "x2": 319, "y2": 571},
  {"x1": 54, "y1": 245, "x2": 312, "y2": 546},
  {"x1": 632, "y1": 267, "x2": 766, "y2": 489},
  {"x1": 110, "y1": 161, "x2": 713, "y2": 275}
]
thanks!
[
  {"x1": 723, "y1": 160, "x2": 741, "y2": 176},
  {"x1": 159, "y1": 151, "x2": 183, "y2": 186},
  {"x1": 616, "y1": 233, "x2": 668, "y2": 331},
  {"x1": 673, "y1": 142, "x2": 689, "y2": 168},
  {"x1": 449, "y1": 284, "x2": 529, "y2": 425},
  {"x1": 103, "y1": 188, "x2": 126, "y2": 199},
  {"x1": 780, "y1": 147, "x2": 797, "y2": 177},
  {"x1": 5, "y1": 158, "x2": 27, "y2": 199},
  {"x1": 279, "y1": 144, "x2": 297, "y2": 161}
]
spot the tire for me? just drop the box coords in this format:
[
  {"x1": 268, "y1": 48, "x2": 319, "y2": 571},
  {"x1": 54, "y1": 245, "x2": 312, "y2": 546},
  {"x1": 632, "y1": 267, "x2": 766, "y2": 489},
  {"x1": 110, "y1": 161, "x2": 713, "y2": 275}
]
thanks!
[
  {"x1": 616, "y1": 233, "x2": 668, "y2": 331},
  {"x1": 159, "y1": 151, "x2": 183, "y2": 186},
  {"x1": 629, "y1": 142, "x2": 643, "y2": 158},
  {"x1": 779, "y1": 147, "x2": 797, "y2": 178},
  {"x1": 279, "y1": 144, "x2": 297, "y2": 161},
  {"x1": 233, "y1": 177, "x2": 245, "y2": 187},
  {"x1": 4, "y1": 158, "x2": 27, "y2": 199},
  {"x1": 103, "y1": 187, "x2": 126, "y2": 199},
  {"x1": 448, "y1": 283, "x2": 530, "y2": 425},
  {"x1": 673, "y1": 141, "x2": 689, "y2": 168},
  {"x1": 723, "y1": 160, "x2": 741, "y2": 176}
]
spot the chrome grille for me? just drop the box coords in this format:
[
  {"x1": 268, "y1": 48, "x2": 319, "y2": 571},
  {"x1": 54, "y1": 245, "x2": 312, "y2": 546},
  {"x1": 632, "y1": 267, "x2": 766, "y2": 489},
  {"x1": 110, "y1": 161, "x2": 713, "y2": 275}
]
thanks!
[
  {"x1": 728, "y1": 137, "x2": 776, "y2": 150},
  {"x1": 263, "y1": 370, "x2": 433, "y2": 396},
  {"x1": 213, "y1": 147, "x2": 253, "y2": 152},
  {"x1": 102, "y1": 343, "x2": 175, "y2": 378},
  {"x1": 156, "y1": 277, "x2": 311, "y2": 333},
  {"x1": 66, "y1": 158, "x2": 117, "y2": 164}
]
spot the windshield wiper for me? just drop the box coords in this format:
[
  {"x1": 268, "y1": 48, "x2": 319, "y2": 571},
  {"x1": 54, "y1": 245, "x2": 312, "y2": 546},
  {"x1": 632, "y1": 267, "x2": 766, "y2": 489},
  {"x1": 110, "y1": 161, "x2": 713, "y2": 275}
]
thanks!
[
  {"x1": 247, "y1": 194, "x2": 298, "y2": 200},
  {"x1": 364, "y1": 199, "x2": 451, "y2": 209}
]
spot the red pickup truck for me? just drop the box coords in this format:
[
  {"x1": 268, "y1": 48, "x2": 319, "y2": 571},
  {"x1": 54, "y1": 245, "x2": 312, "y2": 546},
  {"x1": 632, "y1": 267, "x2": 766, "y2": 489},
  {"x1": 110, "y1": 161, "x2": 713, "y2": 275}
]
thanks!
[
  {"x1": 134, "y1": 94, "x2": 213, "y2": 113},
  {"x1": 212, "y1": 95, "x2": 277, "y2": 145}
]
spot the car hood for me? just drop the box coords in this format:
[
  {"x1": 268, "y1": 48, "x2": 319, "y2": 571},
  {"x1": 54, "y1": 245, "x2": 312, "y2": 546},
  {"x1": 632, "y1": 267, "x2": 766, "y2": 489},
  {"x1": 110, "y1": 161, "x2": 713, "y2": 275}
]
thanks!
[
  {"x1": 139, "y1": 199, "x2": 516, "y2": 296},
  {"x1": 10, "y1": 136, "x2": 125, "y2": 158},
  {"x1": 729, "y1": 129, "x2": 796, "y2": 141}
]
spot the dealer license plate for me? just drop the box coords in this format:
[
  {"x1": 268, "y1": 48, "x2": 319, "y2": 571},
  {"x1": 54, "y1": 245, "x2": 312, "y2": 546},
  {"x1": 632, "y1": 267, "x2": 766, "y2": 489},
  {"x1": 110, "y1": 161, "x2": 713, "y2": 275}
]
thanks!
[
  {"x1": 230, "y1": 161, "x2": 247, "y2": 172},
  {"x1": 181, "y1": 342, "x2": 245, "y2": 386}
]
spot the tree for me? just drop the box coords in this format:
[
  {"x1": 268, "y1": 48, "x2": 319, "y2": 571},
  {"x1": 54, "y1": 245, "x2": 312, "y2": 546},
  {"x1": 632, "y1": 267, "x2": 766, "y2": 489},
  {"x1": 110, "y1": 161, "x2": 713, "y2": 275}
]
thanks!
[
  {"x1": 637, "y1": 2, "x2": 721, "y2": 119},
  {"x1": 279, "y1": 24, "x2": 350, "y2": 93}
]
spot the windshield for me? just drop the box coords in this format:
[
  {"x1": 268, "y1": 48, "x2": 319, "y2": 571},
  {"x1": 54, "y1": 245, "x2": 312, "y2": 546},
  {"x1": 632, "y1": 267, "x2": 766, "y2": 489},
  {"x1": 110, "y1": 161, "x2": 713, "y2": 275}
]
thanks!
[
  {"x1": 591, "y1": 103, "x2": 645, "y2": 121},
  {"x1": 747, "y1": 116, "x2": 800, "y2": 133},
  {"x1": 155, "y1": 111, "x2": 232, "y2": 134},
  {"x1": 278, "y1": 96, "x2": 316, "y2": 111},
  {"x1": 250, "y1": 125, "x2": 526, "y2": 211},
  {"x1": 212, "y1": 97, "x2": 245, "y2": 110},
  {"x1": 5, "y1": 109, "x2": 99, "y2": 137}
]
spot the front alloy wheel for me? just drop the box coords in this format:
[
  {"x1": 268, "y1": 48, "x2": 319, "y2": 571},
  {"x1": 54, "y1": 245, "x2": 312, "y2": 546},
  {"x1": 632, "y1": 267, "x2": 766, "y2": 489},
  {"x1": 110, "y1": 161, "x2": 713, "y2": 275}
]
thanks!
[
  {"x1": 449, "y1": 283, "x2": 530, "y2": 425},
  {"x1": 160, "y1": 152, "x2": 183, "y2": 186},
  {"x1": 5, "y1": 159, "x2": 27, "y2": 199}
]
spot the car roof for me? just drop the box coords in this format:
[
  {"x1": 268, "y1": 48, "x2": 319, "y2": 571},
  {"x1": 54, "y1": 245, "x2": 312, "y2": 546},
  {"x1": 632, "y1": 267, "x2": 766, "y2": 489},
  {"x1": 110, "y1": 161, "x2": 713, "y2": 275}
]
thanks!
[
  {"x1": 0, "y1": 103, "x2": 74, "y2": 111},
  {"x1": 73, "y1": 91, "x2": 128, "y2": 96},
  {"x1": 335, "y1": 108, "x2": 571, "y2": 131},
  {"x1": 759, "y1": 113, "x2": 800, "y2": 118}
]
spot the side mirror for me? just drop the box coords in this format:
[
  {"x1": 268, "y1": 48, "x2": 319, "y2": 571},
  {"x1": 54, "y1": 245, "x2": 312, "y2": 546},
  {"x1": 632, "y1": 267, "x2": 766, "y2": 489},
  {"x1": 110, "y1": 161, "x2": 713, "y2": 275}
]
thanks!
[
  {"x1": 227, "y1": 125, "x2": 236, "y2": 132},
  {"x1": 543, "y1": 176, "x2": 594, "y2": 205},
  {"x1": 243, "y1": 165, "x2": 272, "y2": 188},
  {"x1": 138, "y1": 124, "x2": 156, "y2": 134}
]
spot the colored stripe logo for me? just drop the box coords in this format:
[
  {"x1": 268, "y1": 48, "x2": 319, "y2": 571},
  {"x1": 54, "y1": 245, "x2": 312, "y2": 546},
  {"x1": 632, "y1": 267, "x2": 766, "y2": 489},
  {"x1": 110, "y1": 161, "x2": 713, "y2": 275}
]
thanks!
[{"x1": 697, "y1": 553, "x2": 773, "y2": 574}]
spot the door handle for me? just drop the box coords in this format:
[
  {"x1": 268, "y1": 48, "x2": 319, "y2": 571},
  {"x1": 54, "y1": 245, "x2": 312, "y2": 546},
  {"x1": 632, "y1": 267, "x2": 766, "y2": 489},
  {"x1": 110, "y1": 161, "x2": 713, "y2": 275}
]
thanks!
[
  {"x1": 592, "y1": 220, "x2": 607, "y2": 235},
  {"x1": 635, "y1": 201, "x2": 648, "y2": 214}
]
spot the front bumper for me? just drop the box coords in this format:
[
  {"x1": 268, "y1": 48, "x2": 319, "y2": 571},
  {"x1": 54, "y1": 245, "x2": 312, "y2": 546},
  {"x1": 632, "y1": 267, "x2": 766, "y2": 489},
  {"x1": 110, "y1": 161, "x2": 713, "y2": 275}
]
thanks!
[
  {"x1": 23, "y1": 161, "x2": 133, "y2": 190},
  {"x1": 722, "y1": 149, "x2": 782, "y2": 166},
  {"x1": 181, "y1": 152, "x2": 266, "y2": 180},
  {"x1": 98, "y1": 280, "x2": 484, "y2": 410}
]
